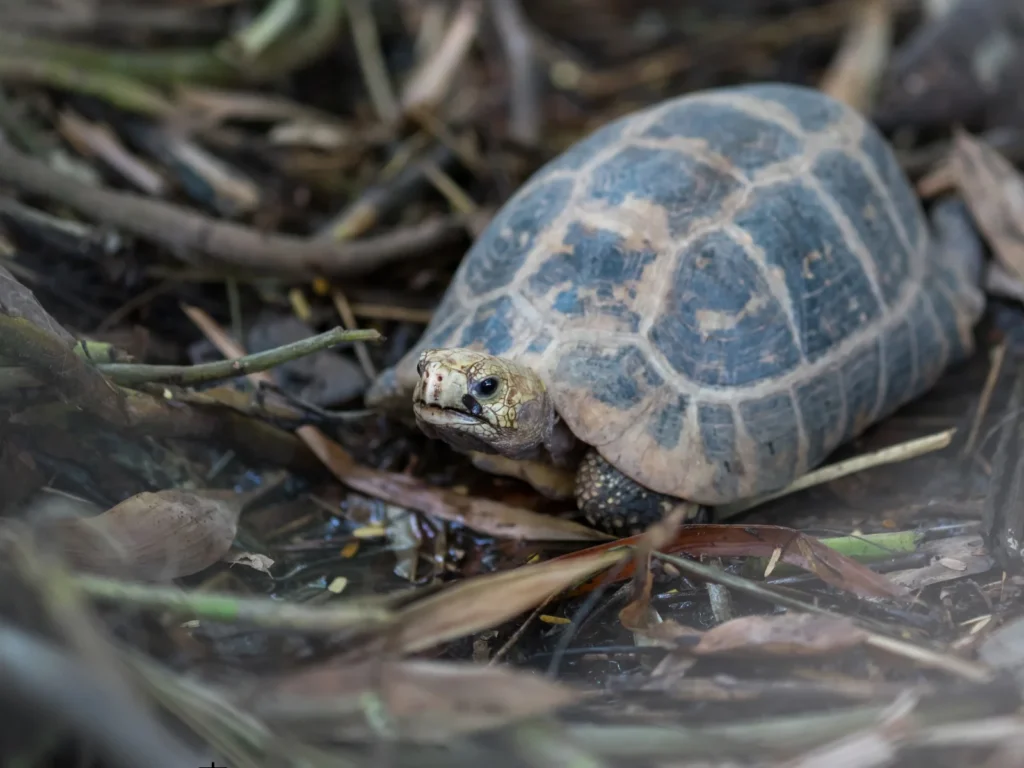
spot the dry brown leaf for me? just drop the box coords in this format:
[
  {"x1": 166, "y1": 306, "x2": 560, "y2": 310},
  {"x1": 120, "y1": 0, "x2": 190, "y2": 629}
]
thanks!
[
  {"x1": 299, "y1": 424, "x2": 612, "y2": 541},
  {"x1": 38, "y1": 488, "x2": 244, "y2": 581},
  {"x1": 950, "y1": 130, "x2": 1024, "y2": 281},
  {"x1": 387, "y1": 548, "x2": 626, "y2": 655},
  {"x1": 247, "y1": 658, "x2": 583, "y2": 743},
  {"x1": 564, "y1": 524, "x2": 910, "y2": 601},
  {"x1": 692, "y1": 614, "x2": 869, "y2": 657}
]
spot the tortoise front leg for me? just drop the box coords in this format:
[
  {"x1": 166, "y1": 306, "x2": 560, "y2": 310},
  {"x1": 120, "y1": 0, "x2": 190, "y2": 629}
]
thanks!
[{"x1": 575, "y1": 449, "x2": 708, "y2": 535}]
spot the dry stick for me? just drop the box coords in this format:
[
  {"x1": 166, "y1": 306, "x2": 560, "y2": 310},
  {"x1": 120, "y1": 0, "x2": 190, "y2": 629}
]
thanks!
[
  {"x1": 715, "y1": 428, "x2": 956, "y2": 520},
  {"x1": 347, "y1": 0, "x2": 401, "y2": 125},
  {"x1": 0, "y1": 327, "x2": 383, "y2": 389},
  {"x1": 97, "y1": 326, "x2": 383, "y2": 387},
  {"x1": 74, "y1": 575, "x2": 396, "y2": 633},
  {"x1": 0, "y1": 140, "x2": 467, "y2": 278},
  {"x1": 331, "y1": 291, "x2": 378, "y2": 380},
  {"x1": 963, "y1": 341, "x2": 1007, "y2": 456},
  {"x1": 485, "y1": 0, "x2": 541, "y2": 146}
]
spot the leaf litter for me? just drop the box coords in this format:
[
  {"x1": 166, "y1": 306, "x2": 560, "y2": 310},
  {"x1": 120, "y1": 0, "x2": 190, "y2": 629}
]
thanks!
[{"x1": 1, "y1": 2, "x2": 1024, "y2": 767}]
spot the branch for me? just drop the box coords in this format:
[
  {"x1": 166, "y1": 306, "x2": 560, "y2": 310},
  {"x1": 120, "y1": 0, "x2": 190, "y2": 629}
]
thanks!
[{"x1": 0, "y1": 140, "x2": 467, "y2": 278}]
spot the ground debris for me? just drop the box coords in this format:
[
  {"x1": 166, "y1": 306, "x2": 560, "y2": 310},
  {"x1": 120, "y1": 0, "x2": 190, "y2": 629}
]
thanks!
[{"x1": 0, "y1": 2, "x2": 1022, "y2": 767}]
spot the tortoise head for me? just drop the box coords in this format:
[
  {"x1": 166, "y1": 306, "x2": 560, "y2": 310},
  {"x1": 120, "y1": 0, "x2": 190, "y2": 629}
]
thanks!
[{"x1": 412, "y1": 348, "x2": 552, "y2": 458}]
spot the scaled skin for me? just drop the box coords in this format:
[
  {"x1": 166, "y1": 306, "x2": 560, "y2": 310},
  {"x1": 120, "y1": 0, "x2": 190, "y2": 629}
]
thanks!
[{"x1": 412, "y1": 347, "x2": 706, "y2": 533}]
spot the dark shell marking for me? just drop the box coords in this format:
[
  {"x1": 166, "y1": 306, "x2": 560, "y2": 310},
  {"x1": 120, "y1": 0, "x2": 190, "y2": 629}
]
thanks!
[{"x1": 403, "y1": 83, "x2": 984, "y2": 504}]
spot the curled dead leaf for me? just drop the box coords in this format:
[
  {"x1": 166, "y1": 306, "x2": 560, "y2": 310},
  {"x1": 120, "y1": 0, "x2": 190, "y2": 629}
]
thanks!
[
  {"x1": 949, "y1": 130, "x2": 1024, "y2": 284},
  {"x1": 693, "y1": 614, "x2": 870, "y2": 657},
  {"x1": 37, "y1": 489, "x2": 245, "y2": 581},
  {"x1": 224, "y1": 551, "x2": 275, "y2": 574}
]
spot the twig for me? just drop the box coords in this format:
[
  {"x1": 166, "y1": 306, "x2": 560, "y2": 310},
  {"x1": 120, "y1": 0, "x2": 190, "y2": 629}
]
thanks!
[
  {"x1": 331, "y1": 291, "x2": 378, "y2": 380},
  {"x1": 401, "y1": 0, "x2": 483, "y2": 115},
  {"x1": 0, "y1": 139, "x2": 467, "y2": 278},
  {"x1": 314, "y1": 142, "x2": 458, "y2": 242},
  {"x1": 963, "y1": 342, "x2": 1006, "y2": 456},
  {"x1": 653, "y1": 550, "x2": 841, "y2": 619},
  {"x1": 0, "y1": 54, "x2": 175, "y2": 116},
  {"x1": 563, "y1": 687, "x2": 1012, "y2": 760},
  {"x1": 348, "y1": 0, "x2": 401, "y2": 125},
  {"x1": 716, "y1": 429, "x2": 956, "y2": 519},
  {"x1": 486, "y1": 0, "x2": 541, "y2": 145},
  {"x1": 97, "y1": 326, "x2": 383, "y2": 387},
  {"x1": 227, "y1": 0, "x2": 304, "y2": 61},
  {"x1": 0, "y1": 0, "x2": 346, "y2": 86},
  {"x1": 74, "y1": 575, "x2": 397, "y2": 633}
]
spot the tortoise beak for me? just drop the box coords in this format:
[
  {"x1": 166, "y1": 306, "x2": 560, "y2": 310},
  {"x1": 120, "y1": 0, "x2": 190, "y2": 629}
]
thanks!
[{"x1": 412, "y1": 359, "x2": 482, "y2": 425}]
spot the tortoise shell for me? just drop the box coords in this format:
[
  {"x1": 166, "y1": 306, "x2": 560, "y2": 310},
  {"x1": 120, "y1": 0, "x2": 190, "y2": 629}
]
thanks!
[{"x1": 387, "y1": 83, "x2": 983, "y2": 505}]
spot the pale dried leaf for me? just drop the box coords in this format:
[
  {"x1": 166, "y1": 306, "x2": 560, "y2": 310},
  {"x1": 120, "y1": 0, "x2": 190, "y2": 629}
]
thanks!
[
  {"x1": 250, "y1": 659, "x2": 583, "y2": 743},
  {"x1": 950, "y1": 131, "x2": 1024, "y2": 282},
  {"x1": 693, "y1": 614, "x2": 869, "y2": 657},
  {"x1": 887, "y1": 535, "x2": 993, "y2": 591},
  {"x1": 224, "y1": 551, "x2": 274, "y2": 574},
  {"x1": 390, "y1": 548, "x2": 626, "y2": 655},
  {"x1": 38, "y1": 489, "x2": 244, "y2": 581}
]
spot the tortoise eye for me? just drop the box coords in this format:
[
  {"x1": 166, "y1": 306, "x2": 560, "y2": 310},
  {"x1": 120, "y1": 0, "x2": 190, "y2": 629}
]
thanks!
[
  {"x1": 416, "y1": 358, "x2": 425, "y2": 376},
  {"x1": 475, "y1": 377, "x2": 499, "y2": 397}
]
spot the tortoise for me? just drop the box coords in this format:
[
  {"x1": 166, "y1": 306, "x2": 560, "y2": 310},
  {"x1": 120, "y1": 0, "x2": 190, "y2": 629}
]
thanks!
[{"x1": 366, "y1": 82, "x2": 986, "y2": 535}]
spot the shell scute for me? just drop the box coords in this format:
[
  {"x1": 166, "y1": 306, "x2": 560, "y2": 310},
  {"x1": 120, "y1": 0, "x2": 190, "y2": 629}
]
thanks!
[
  {"x1": 463, "y1": 177, "x2": 575, "y2": 296},
  {"x1": 795, "y1": 368, "x2": 845, "y2": 471},
  {"x1": 554, "y1": 343, "x2": 664, "y2": 412},
  {"x1": 528, "y1": 221, "x2": 657, "y2": 333},
  {"x1": 552, "y1": 114, "x2": 632, "y2": 172},
  {"x1": 909, "y1": 292, "x2": 948, "y2": 389},
  {"x1": 458, "y1": 295, "x2": 519, "y2": 355},
  {"x1": 880, "y1": 318, "x2": 918, "y2": 417},
  {"x1": 811, "y1": 149, "x2": 912, "y2": 305},
  {"x1": 924, "y1": 272, "x2": 972, "y2": 365},
  {"x1": 839, "y1": 338, "x2": 883, "y2": 444},
  {"x1": 697, "y1": 402, "x2": 743, "y2": 498},
  {"x1": 735, "y1": 82, "x2": 846, "y2": 133},
  {"x1": 859, "y1": 127, "x2": 927, "y2": 253},
  {"x1": 641, "y1": 99, "x2": 804, "y2": 176},
  {"x1": 587, "y1": 145, "x2": 742, "y2": 238},
  {"x1": 734, "y1": 179, "x2": 882, "y2": 362},
  {"x1": 648, "y1": 229, "x2": 802, "y2": 387},
  {"x1": 526, "y1": 331, "x2": 552, "y2": 355},
  {"x1": 738, "y1": 391, "x2": 801, "y2": 493},
  {"x1": 646, "y1": 394, "x2": 689, "y2": 450}
]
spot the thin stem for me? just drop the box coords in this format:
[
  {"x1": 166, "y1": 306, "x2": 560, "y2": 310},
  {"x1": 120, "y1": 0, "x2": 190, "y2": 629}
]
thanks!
[{"x1": 98, "y1": 327, "x2": 384, "y2": 387}]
